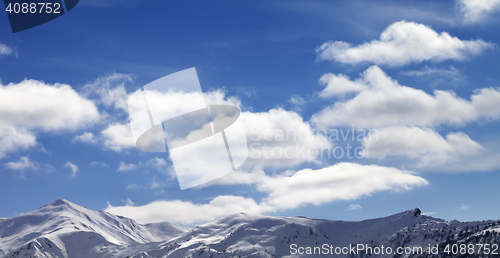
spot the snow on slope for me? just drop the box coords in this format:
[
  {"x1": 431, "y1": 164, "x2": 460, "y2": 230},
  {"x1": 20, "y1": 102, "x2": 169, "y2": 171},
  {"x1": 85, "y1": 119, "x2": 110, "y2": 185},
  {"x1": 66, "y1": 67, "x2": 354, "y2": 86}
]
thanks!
[
  {"x1": 2, "y1": 201, "x2": 499, "y2": 258},
  {"x1": 129, "y1": 209, "x2": 500, "y2": 258},
  {"x1": 0, "y1": 199, "x2": 187, "y2": 258}
]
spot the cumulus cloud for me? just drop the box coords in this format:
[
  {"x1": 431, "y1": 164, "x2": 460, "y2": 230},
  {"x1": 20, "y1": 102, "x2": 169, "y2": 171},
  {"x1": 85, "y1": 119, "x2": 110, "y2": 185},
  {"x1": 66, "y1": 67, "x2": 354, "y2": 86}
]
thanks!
[
  {"x1": 471, "y1": 87, "x2": 500, "y2": 120},
  {"x1": 362, "y1": 126, "x2": 484, "y2": 167},
  {"x1": 100, "y1": 99, "x2": 330, "y2": 174},
  {"x1": 101, "y1": 123, "x2": 135, "y2": 152},
  {"x1": 0, "y1": 79, "x2": 100, "y2": 131},
  {"x1": 0, "y1": 126, "x2": 37, "y2": 159},
  {"x1": 242, "y1": 108, "x2": 331, "y2": 168},
  {"x1": 97, "y1": 89, "x2": 240, "y2": 153},
  {"x1": 459, "y1": 0, "x2": 500, "y2": 23},
  {"x1": 74, "y1": 132, "x2": 98, "y2": 144},
  {"x1": 318, "y1": 73, "x2": 368, "y2": 97},
  {"x1": 316, "y1": 20, "x2": 493, "y2": 66},
  {"x1": 106, "y1": 163, "x2": 427, "y2": 225},
  {"x1": 64, "y1": 161, "x2": 79, "y2": 178},
  {"x1": 311, "y1": 65, "x2": 500, "y2": 128},
  {"x1": 0, "y1": 79, "x2": 100, "y2": 158},
  {"x1": 4, "y1": 156, "x2": 39, "y2": 171}
]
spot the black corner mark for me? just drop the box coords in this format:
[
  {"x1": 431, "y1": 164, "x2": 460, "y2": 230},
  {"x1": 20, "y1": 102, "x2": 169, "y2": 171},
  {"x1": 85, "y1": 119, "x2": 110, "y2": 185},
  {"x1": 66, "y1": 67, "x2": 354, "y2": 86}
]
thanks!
[{"x1": 4, "y1": 0, "x2": 79, "y2": 33}]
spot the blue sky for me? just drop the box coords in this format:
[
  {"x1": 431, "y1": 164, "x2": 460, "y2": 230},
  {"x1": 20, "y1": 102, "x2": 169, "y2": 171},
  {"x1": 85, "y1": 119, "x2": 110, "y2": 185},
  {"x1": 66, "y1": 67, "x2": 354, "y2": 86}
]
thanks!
[{"x1": 1, "y1": 0, "x2": 500, "y2": 225}]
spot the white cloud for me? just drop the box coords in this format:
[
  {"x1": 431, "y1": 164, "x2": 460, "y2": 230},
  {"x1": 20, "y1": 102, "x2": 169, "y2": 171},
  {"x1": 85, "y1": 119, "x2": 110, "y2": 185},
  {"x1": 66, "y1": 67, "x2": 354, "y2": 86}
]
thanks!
[
  {"x1": 98, "y1": 89, "x2": 240, "y2": 153},
  {"x1": 470, "y1": 87, "x2": 500, "y2": 120},
  {"x1": 316, "y1": 20, "x2": 493, "y2": 66},
  {"x1": 74, "y1": 132, "x2": 97, "y2": 144},
  {"x1": 64, "y1": 161, "x2": 79, "y2": 178},
  {"x1": 402, "y1": 66, "x2": 465, "y2": 87},
  {"x1": 117, "y1": 162, "x2": 137, "y2": 172},
  {"x1": 146, "y1": 157, "x2": 173, "y2": 177},
  {"x1": 256, "y1": 163, "x2": 428, "y2": 211},
  {"x1": 124, "y1": 198, "x2": 134, "y2": 206},
  {"x1": 4, "y1": 156, "x2": 39, "y2": 171},
  {"x1": 242, "y1": 108, "x2": 332, "y2": 168},
  {"x1": 362, "y1": 126, "x2": 484, "y2": 167},
  {"x1": 89, "y1": 161, "x2": 109, "y2": 167},
  {"x1": 149, "y1": 176, "x2": 163, "y2": 190},
  {"x1": 346, "y1": 204, "x2": 362, "y2": 211},
  {"x1": 102, "y1": 103, "x2": 331, "y2": 173},
  {"x1": 461, "y1": 204, "x2": 469, "y2": 210},
  {"x1": 101, "y1": 123, "x2": 135, "y2": 152},
  {"x1": 459, "y1": 0, "x2": 500, "y2": 23},
  {"x1": 106, "y1": 163, "x2": 427, "y2": 225},
  {"x1": 288, "y1": 95, "x2": 307, "y2": 111},
  {"x1": 318, "y1": 73, "x2": 369, "y2": 97},
  {"x1": 0, "y1": 79, "x2": 99, "y2": 156},
  {"x1": 0, "y1": 79, "x2": 100, "y2": 131},
  {"x1": 311, "y1": 66, "x2": 500, "y2": 129},
  {"x1": 0, "y1": 126, "x2": 37, "y2": 159},
  {"x1": 126, "y1": 184, "x2": 139, "y2": 190},
  {"x1": 146, "y1": 157, "x2": 167, "y2": 169},
  {"x1": 106, "y1": 195, "x2": 262, "y2": 225},
  {"x1": 403, "y1": 66, "x2": 460, "y2": 77},
  {"x1": 80, "y1": 72, "x2": 133, "y2": 111},
  {"x1": 115, "y1": 158, "x2": 170, "y2": 175},
  {"x1": 0, "y1": 43, "x2": 15, "y2": 58}
]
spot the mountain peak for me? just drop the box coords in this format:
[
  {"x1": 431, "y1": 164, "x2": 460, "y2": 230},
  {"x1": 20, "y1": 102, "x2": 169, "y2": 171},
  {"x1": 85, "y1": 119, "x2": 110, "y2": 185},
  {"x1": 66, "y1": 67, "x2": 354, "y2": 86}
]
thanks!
[
  {"x1": 48, "y1": 198, "x2": 72, "y2": 206},
  {"x1": 42, "y1": 198, "x2": 84, "y2": 211},
  {"x1": 400, "y1": 207, "x2": 421, "y2": 216}
]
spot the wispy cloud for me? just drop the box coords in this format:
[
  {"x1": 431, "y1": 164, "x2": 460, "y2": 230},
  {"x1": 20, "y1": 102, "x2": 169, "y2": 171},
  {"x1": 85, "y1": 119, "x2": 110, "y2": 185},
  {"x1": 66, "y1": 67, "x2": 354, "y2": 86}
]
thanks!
[
  {"x1": 345, "y1": 204, "x2": 362, "y2": 211},
  {"x1": 0, "y1": 43, "x2": 15, "y2": 58},
  {"x1": 4, "y1": 156, "x2": 39, "y2": 171},
  {"x1": 64, "y1": 161, "x2": 79, "y2": 178},
  {"x1": 402, "y1": 66, "x2": 466, "y2": 87},
  {"x1": 89, "y1": 161, "x2": 109, "y2": 167},
  {"x1": 80, "y1": 72, "x2": 133, "y2": 112},
  {"x1": 117, "y1": 162, "x2": 137, "y2": 172},
  {"x1": 288, "y1": 95, "x2": 307, "y2": 112}
]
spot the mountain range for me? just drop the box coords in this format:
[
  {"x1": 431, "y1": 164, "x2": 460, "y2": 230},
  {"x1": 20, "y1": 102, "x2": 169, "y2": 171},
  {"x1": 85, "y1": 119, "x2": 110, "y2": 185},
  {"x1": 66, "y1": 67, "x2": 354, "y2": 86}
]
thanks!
[{"x1": 0, "y1": 199, "x2": 498, "y2": 257}]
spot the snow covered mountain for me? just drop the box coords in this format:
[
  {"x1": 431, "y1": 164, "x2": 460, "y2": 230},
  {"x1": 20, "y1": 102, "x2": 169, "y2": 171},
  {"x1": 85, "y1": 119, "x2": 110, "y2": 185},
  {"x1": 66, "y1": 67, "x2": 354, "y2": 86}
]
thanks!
[
  {"x1": 0, "y1": 199, "x2": 187, "y2": 258},
  {"x1": 0, "y1": 200, "x2": 499, "y2": 258}
]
